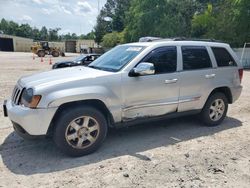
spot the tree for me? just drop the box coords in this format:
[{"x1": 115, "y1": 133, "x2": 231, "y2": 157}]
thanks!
[
  {"x1": 7, "y1": 21, "x2": 19, "y2": 35},
  {"x1": 191, "y1": 4, "x2": 216, "y2": 38},
  {"x1": 191, "y1": 0, "x2": 250, "y2": 46},
  {"x1": 94, "y1": 13, "x2": 110, "y2": 45},
  {"x1": 124, "y1": 0, "x2": 198, "y2": 42},
  {"x1": 17, "y1": 24, "x2": 33, "y2": 38},
  {"x1": 40, "y1": 26, "x2": 48, "y2": 41},
  {"x1": 94, "y1": 0, "x2": 132, "y2": 44},
  {"x1": 101, "y1": 31, "x2": 124, "y2": 47},
  {"x1": 79, "y1": 30, "x2": 95, "y2": 40},
  {"x1": 48, "y1": 28, "x2": 61, "y2": 41},
  {"x1": 0, "y1": 18, "x2": 97, "y2": 42},
  {"x1": 32, "y1": 27, "x2": 41, "y2": 40}
]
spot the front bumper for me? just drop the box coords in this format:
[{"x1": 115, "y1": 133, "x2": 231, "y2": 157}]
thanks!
[{"x1": 3, "y1": 100, "x2": 58, "y2": 136}]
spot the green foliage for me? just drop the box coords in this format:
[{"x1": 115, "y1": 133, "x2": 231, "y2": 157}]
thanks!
[
  {"x1": 191, "y1": 4, "x2": 217, "y2": 37},
  {"x1": 124, "y1": 0, "x2": 198, "y2": 42},
  {"x1": 191, "y1": 0, "x2": 250, "y2": 46},
  {"x1": 94, "y1": 0, "x2": 132, "y2": 44},
  {"x1": 101, "y1": 31, "x2": 124, "y2": 47},
  {"x1": 79, "y1": 31, "x2": 95, "y2": 40},
  {"x1": 0, "y1": 19, "x2": 95, "y2": 41},
  {"x1": 96, "y1": 0, "x2": 249, "y2": 47},
  {"x1": 1, "y1": 0, "x2": 249, "y2": 46}
]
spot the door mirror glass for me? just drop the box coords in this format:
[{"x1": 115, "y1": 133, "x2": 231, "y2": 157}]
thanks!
[{"x1": 130, "y1": 62, "x2": 155, "y2": 76}]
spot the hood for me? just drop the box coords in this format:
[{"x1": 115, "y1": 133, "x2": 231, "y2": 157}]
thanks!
[{"x1": 18, "y1": 67, "x2": 112, "y2": 89}]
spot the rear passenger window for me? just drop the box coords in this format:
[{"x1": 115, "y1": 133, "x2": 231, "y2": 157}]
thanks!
[
  {"x1": 182, "y1": 46, "x2": 212, "y2": 70},
  {"x1": 143, "y1": 46, "x2": 177, "y2": 74},
  {"x1": 212, "y1": 47, "x2": 236, "y2": 67}
]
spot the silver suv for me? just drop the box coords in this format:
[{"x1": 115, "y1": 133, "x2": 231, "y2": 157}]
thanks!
[{"x1": 3, "y1": 41, "x2": 243, "y2": 156}]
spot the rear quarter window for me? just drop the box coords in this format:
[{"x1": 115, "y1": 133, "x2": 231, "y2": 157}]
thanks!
[{"x1": 211, "y1": 47, "x2": 237, "y2": 67}]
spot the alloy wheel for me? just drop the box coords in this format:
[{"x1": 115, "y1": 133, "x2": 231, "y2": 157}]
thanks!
[
  {"x1": 209, "y1": 99, "x2": 225, "y2": 121},
  {"x1": 65, "y1": 116, "x2": 100, "y2": 149}
]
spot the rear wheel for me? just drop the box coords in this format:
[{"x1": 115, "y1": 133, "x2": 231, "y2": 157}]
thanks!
[
  {"x1": 201, "y1": 92, "x2": 228, "y2": 126},
  {"x1": 52, "y1": 51, "x2": 60, "y2": 57},
  {"x1": 37, "y1": 50, "x2": 45, "y2": 57},
  {"x1": 60, "y1": 52, "x2": 65, "y2": 57},
  {"x1": 53, "y1": 106, "x2": 108, "y2": 157}
]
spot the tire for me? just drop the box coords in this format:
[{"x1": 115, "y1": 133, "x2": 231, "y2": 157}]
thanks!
[
  {"x1": 52, "y1": 51, "x2": 60, "y2": 57},
  {"x1": 53, "y1": 106, "x2": 108, "y2": 157},
  {"x1": 200, "y1": 92, "x2": 228, "y2": 126},
  {"x1": 37, "y1": 50, "x2": 45, "y2": 57}
]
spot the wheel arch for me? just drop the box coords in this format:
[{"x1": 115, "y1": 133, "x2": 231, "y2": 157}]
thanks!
[
  {"x1": 208, "y1": 86, "x2": 233, "y2": 104},
  {"x1": 47, "y1": 99, "x2": 115, "y2": 136}
]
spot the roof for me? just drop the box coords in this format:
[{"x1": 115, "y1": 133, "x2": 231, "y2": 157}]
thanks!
[{"x1": 124, "y1": 40, "x2": 230, "y2": 48}]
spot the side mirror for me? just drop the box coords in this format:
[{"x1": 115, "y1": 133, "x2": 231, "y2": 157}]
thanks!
[{"x1": 129, "y1": 62, "x2": 155, "y2": 77}]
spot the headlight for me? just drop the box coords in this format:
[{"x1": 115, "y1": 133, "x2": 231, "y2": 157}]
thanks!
[{"x1": 20, "y1": 88, "x2": 41, "y2": 108}]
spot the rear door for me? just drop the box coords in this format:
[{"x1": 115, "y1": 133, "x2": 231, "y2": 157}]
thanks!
[{"x1": 178, "y1": 46, "x2": 216, "y2": 112}]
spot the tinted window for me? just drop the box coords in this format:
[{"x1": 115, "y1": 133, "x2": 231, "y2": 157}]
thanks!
[
  {"x1": 182, "y1": 46, "x2": 212, "y2": 70},
  {"x1": 143, "y1": 46, "x2": 177, "y2": 74},
  {"x1": 212, "y1": 47, "x2": 236, "y2": 67}
]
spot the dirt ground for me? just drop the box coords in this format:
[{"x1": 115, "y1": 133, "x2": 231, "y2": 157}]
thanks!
[{"x1": 0, "y1": 52, "x2": 250, "y2": 188}]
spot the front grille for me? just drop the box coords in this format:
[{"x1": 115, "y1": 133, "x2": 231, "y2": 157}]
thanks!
[{"x1": 11, "y1": 85, "x2": 23, "y2": 105}]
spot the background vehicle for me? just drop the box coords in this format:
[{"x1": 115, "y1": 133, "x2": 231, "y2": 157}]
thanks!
[
  {"x1": 52, "y1": 54, "x2": 101, "y2": 69},
  {"x1": 31, "y1": 41, "x2": 65, "y2": 57},
  {"x1": 4, "y1": 40, "x2": 243, "y2": 157}
]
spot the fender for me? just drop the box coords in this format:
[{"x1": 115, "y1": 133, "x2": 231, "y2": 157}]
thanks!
[{"x1": 44, "y1": 85, "x2": 122, "y2": 122}]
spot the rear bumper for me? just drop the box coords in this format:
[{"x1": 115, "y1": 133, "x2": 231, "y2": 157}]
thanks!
[
  {"x1": 4, "y1": 100, "x2": 57, "y2": 136},
  {"x1": 231, "y1": 85, "x2": 243, "y2": 103}
]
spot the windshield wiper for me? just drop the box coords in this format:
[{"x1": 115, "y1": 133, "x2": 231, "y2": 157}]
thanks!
[
  {"x1": 88, "y1": 65, "x2": 116, "y2": 72},
  {"x1": 88, "y1": 65, "x2": 103, "y2": 70}
]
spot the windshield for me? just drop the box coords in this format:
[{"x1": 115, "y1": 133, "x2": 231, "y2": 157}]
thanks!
[
  {"x1": 73, "y1": 55, "x2": 86, "y2": 62},
  {"x1": 88, "y1": 45, "x2": 145, "y2": 72}
]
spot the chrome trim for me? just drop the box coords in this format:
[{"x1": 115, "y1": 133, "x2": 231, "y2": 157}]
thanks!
[
  {"x1": 11, "y1": 85, "x2": 23, "y2": 105},
  {"x1": 205, "y1": 74, "x2": 216, "y2": 79},
  {"x1": 124, "y1": 101, "x2": 179, "y2": 111},
  {"x1": 165, "y1": 78, "x2": 178, "y2": 84},
  {"x1": 123, "y1": 97, "x2": 201, "y2": 111},
  {"x1": 134, "y1": 62, "x2": 155, "y2": 75},
  {"x1": 179, "y1": 97, "x2": 201, "y2": 104}
]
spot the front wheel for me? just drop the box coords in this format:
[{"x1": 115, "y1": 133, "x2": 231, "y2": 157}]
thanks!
[
  {"x1": 53, "y1": 106, "x2": 108, "y2": 157},
  {"x1": 52, "y1": 51, "x2": 60, "y2": 57},
  {"x1": 201, "y1": 92, "x2": 228, "y2": 126},
  {"x1": 37, "y1": 50, "x2": 45, "y2": 57}
]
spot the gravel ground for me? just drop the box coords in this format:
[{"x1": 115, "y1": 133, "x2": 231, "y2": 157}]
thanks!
[{"x1": 0, "y1": 52, "x2": 250, "y2": 188}]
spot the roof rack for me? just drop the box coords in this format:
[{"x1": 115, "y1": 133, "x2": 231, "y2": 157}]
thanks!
[{"x1": 139, "y1": 36, "x2": 223, "y2": 43}]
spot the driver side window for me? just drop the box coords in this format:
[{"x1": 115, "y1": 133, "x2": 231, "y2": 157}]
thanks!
[{"x1": 142, "y1": 46, "x2": 177, "y2": 74}]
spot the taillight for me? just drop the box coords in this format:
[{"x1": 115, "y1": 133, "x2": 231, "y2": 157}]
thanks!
[{"x1": 238, "y1": 69, "x2": 243, "y2": 83}]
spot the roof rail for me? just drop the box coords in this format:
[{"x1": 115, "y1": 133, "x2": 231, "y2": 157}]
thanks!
[
  {"x1": 139, "y1": 36, "x2": 224, "y2": 43},
  {"x1": 173, "y1": 38, "x2": 224, "y2": 43}
]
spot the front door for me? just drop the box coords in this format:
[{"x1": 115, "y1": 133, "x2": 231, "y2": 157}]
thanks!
[{"x1": 122, "y1": 46, "x2": 180, "y2": 121}]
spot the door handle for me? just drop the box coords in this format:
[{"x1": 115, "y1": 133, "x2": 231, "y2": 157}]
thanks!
[
  {"x1": 205, "y1": 74, "x2": 216, "y2": 79},
  {"x1": 165, "y1": 78, "x2": 178, "y2": 84}
]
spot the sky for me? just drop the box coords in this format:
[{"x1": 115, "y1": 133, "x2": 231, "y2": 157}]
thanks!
[{"x1": 0, "y1": 0, "x2": 107, "y2": 35}]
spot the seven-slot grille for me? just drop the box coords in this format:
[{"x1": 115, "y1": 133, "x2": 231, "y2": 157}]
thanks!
[{"x1": 12, "y1": 85, "x2": 23, "y2": 105}]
